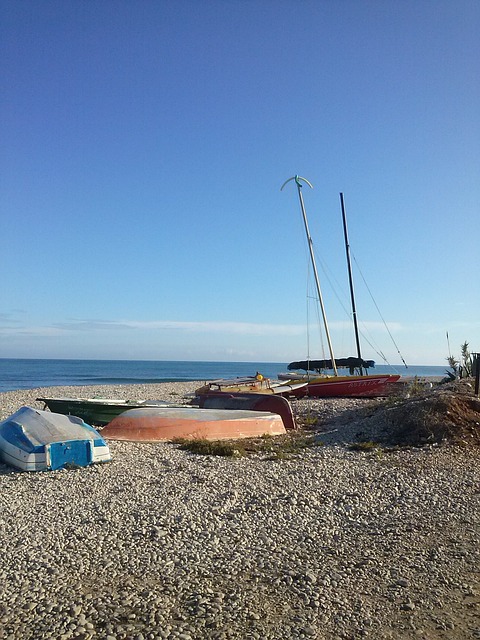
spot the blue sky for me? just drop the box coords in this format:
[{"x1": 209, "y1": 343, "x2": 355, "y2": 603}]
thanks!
[{"x1": 1, "y1": 0, "x2": 479, "y2": 366}]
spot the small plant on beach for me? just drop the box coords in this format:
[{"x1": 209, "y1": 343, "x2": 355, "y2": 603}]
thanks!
[
  {"x1": 445, "y1": 355, "x2": 459, "y2": 380},
  {"x1": 406, "y1": 376, "x2": 430, "y2": 396},
  {"x1": 446, "y1": 340, "x2": 473, "y2": 380},
  {"x1": 460, "y1": 341, "x2": 473, "y2": 377},
  {"x1": 173, "y1": 438, "x2": 246, "y2": 457},
  {"x1": 297, "y1": 414, "x2": 320, "y2": 429},
  {"x1": 173, "y1": 431, "x2": 315, "y2": 459}
]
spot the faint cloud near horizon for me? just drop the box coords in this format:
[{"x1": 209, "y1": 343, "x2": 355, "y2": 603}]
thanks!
[
  {"x1": 0, "y1": 316, "x2": 413, "y2": 340},
  {"x1": 0, "y1": 318, "x2": 306, "y2": 337}
]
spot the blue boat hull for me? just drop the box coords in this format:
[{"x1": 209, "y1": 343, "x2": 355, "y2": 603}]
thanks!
[{"x1": 0, "y1": 406, "x2": 111, "y2": 472}]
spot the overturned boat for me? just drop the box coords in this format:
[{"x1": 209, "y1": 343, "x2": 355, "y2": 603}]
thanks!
[
  {"x1": 0, "y1": 406, "x2": 111, "y2": 472},
  {"x1": 102, "y1": 406, "x2": 286, "y2": 442},
  {"x1": 197, "y1": 392, "x2": 296, "y2": 431},
  {"x1": 36, "y1": 396, "x2": 185, "y2": 426}
]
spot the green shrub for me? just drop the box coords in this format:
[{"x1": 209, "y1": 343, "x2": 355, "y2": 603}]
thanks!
[
  {"x1": 173, "y1": 438, "x2": 246, "y2": 457},
  {"x1": 173, "y1": 431, "x2": 315, "y2": 459}
]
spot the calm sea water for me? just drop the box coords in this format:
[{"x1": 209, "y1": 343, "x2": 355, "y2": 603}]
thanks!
[{"x1": 0, "y1": 359, "x2": 447, "y2": 393}]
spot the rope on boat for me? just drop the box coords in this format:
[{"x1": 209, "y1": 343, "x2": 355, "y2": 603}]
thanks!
[
  {"x1": 352, "y1": 253, "x2": 408, "y2": 369},
  {"x1": 313, "y1": 249, "x2": 402, "y2": 370}
]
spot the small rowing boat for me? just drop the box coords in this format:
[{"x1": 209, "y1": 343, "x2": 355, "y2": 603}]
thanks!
[
  {"x1": 36, "y1": 396, "x2": 185, "y2": 426},
  {"x1": 102, "y1": 407, "x2": 286, "y2": 442},
  {"x1": 0, "y1": 406, "x2": 111, "y2": 472},
  {"x1": 197, "y1": 392, "x2": 296, "y2": 431}
]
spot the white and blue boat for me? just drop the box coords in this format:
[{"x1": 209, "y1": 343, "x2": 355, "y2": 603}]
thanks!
[{"x1": 0, "y1": 406, "x2": 111, "y2": 472}]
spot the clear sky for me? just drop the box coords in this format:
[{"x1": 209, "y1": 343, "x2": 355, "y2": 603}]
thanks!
[{"x1": 1, "y1": 0, "x2": 479, "y2": 367}]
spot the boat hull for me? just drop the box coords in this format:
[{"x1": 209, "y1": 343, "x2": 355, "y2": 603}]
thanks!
[
  {"x1": 102, "y1": 407, "x2": 286, "y2": 442},
  {"x1": 197, "y1": 393, "x2": 296, "y2": 431},
  {"x1": 36, "y1": 397, "x2": 183, "y2": 426},
  {"x1": 291, "y1": 374, "x2": 400, "y2": 398},
  {"x1": 0, "y1": 406, "x2": 111, "y2": 472}
]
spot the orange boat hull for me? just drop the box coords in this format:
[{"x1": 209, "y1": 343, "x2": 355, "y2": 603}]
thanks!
[{"x1": 102, "y1": 407, "x2": 286, "y2": 442}]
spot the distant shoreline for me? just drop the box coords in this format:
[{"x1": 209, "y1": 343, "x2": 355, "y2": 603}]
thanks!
[{"x1": 0, "y1": 359, "x2": 449, "y2": 393}]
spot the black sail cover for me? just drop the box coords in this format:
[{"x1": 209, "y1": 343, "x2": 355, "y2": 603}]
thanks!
[{"x1": 288, "y1": 357, "x2": 375, "y2": 374}]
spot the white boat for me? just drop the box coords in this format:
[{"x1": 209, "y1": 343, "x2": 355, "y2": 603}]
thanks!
[{"x1": 0, "y1": 406, "x2": 111, "y2": 472}]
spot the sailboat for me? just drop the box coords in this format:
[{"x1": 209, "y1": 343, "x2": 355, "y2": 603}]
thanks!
[{"x1": 281, "y1": 176, "x2": 400, "y2": 398}]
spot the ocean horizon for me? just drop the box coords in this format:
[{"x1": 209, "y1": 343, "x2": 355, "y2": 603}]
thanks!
[{"x1": 0, "y1": 358, "x2": 448, "y2": 393}]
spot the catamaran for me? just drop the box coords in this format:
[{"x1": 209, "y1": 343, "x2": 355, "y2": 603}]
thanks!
[{"x1": 280, "y1": 176, "x2": 400, "y2": 398}]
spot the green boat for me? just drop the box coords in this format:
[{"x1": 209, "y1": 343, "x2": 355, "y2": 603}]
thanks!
[{"x1": 36, "y1": 397, "x2": 187, "y2": 426}]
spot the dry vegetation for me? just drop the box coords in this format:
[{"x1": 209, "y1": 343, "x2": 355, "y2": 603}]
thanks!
[
  {"x1": 175, "y1": 379, "x2": 480, "y2": 457},
  {"x1": 333, "y1": 378, "x2": 480, "y2": 449}
]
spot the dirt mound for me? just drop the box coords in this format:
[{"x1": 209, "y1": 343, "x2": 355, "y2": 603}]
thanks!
[{"x1": 361, "y1": 379, "x2": 480, "y2": 447}]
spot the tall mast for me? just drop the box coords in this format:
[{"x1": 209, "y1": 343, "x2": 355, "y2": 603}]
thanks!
[
  {"x1": 340, "y1": 192, "x2": 363, "y2": 373},
  {"x1": 281, "y1": 176, "x2": 338, "y2": 375}
]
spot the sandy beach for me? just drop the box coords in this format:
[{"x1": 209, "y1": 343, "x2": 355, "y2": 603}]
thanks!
[{"x1": 0, "y1": 382, "x2": 479, "y2": 640}]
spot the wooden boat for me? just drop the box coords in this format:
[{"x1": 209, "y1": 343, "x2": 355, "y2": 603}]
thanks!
[
  {"x1": 281, "y1": 177, "x2": 401, "y2": 398},
  {"x1": 0, "y1": 406, "x2": 111, "y2": 472},
  {"x1": 36, "y1": 396, "x2": 185, "y2": 426},
  {"x1": 197, "y1": 392, "x2": 296, "y2": 431},
  {"x1": 102, "y1": 407, "x2": 286, "y2": 442},
  {"x1": 195, "y1": 375, "x2": 307, "y2": 397}
]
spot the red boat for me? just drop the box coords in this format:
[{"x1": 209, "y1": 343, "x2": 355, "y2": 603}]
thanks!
[
  {"x1": 281, "y1": 177, "x2": 406, "y2": 398},
  {"x1": 289, "y1": 373, "x2": 400, "y2": 398},
  {"x1": 197, "y1": 392, "x2": 296, "y2": 431},
  {"x1": 282, "y1": 358, "x2": 400, "y2": 397}
]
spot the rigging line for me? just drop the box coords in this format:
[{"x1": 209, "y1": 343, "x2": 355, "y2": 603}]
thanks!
[
  {"x1": 305, "y1": 234, "x2": 401, "y2": 369},
  {"x1": 304, "y1": 239, "x2": 327, "y2": 359},
  {"x1": 305, "y1": 266, "x2": 311, "y2": 362},
  {"x1": 351, "y1": 253, "x2": 408, "y2": 368},
  {"x1": 305, "y1": 256, "x2": 318, "y2": 361},
  {"x1": 304, "y1": 265, "x2": 317, "y2": 410},
  {"x1": 298, "y1": 221, "x2": 340, "y2": 356},
  {"x1": 309, "y1": 245, "x2": 360, "y2": 353},
  {"x1": 315, "y1": 249, "x2": 399, "y2": 367},
  {"x1": 305, "y1": 271, "x2": 326, "y2": 361},
  {"x1": 313, "y1": 289, "x2": 327, "y2": 361},
  {"x1": 316, "y1": 255, "x2": 350, "y2": 315},
  {"x1": 355, "y1": 329, "x2": 400, "y2": 371},
  {"x1": 315, "y1": 252, "x2": 388, "y2": 360}
]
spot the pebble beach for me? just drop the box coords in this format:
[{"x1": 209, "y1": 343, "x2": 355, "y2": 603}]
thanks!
[{"x1": 0, "y1": 382, "x2": 479, "y2": 640}]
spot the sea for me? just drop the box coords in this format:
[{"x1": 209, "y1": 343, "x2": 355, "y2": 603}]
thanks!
[{"x1": 0, "y1": 359, "x2": 448, "y2": 393}]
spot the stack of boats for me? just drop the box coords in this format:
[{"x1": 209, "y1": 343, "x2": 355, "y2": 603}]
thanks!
[
  {"x1": 36, "y1": 390, "x2": 292, "y2": 441},
  {"x1": 0, "y1": 386, "x2": 296, "y2": 472}
]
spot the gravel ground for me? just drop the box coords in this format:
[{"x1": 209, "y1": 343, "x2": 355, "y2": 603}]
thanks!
[{"x1": 0, "y1": 383, "x2": 479, "y2": 640}]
